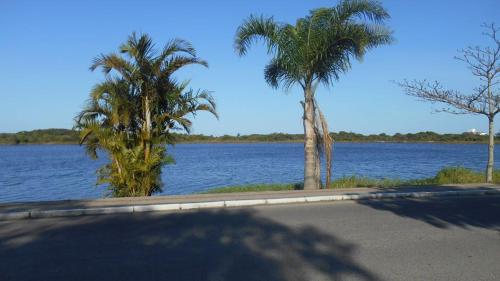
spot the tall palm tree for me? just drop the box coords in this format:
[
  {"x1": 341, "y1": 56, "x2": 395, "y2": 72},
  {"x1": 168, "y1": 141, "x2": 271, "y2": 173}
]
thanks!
[
  {"x1": 76, "y1": 33, "x2": 217, "y2": 197},
  {"x1": 235, "y1": 0, "x2": 393, "y2": 189}
]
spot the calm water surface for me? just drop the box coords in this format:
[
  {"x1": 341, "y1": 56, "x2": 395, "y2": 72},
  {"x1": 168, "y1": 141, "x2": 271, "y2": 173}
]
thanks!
[{"x1": 0, "y1": 143, "x2": 497, "y2": 202}]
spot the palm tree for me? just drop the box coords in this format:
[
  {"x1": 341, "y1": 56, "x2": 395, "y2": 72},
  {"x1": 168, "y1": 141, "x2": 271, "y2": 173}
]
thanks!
[
  {"x1": 235, "y1": 0, "x2": 393, "y2": 189},
  {"x1": 76, "y1": 33, "x2": 217, "y2": 197}
]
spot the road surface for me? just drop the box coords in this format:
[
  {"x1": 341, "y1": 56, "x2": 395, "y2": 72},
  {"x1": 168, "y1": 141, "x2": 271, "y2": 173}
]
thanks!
[{"x1": 1, "y1": 195, "x2": 499, "y2": 281}]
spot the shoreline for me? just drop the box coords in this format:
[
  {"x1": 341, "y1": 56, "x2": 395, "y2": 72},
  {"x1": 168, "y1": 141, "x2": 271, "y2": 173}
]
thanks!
[
  {"x1": 0, "y1": 140, "x2": 493, "y2": 145},
  {"x1": 2, "y1": 184, "x2": 499, "y2": 220}
]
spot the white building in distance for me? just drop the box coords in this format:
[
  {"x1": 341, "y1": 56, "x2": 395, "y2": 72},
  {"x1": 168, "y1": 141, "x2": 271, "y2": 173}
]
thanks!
[{"x1": 467, "y1": 128, "x2": 487, "y2": 136}]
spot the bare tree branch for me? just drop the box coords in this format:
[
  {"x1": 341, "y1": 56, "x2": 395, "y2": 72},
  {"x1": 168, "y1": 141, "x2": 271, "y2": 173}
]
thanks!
[
  {"x1": 398, "y1": 79, "x2": 488, "y2": 115},
  {"x1": 399, "y1": 23, "x2": 500, "y2": 119}
]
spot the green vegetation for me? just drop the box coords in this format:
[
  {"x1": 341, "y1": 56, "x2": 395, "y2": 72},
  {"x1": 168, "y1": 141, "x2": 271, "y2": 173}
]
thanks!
[
  {"x1": 330, "y1": 176, "x2": 405, "y2": 188},
  {"x1": 203, "y1": 183, "x2": 303, "y2": 194},
  {"x1": 75, "y1": 33, "x2": 216, "y2": 197},
  {"x1": 203, "y1": 166, "x2": 498, "y2": 193},
  {"x1": 433, "y1": 167, "x2": 483, "y2": 184},
  {"x1": 0, "y1": 129, "x2": 492, "y2": 145},
  {"x1": 432, "y1": 166, "x2": 500, "y2": 184},
  {"x1": 328, "y1": 176, "x2": 437, "y2": 188},
  {"x1": 235, "y1": 0, "x2": 393, "y2": 190}
]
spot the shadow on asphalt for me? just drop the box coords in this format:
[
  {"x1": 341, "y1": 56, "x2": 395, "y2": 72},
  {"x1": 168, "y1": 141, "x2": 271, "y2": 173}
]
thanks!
[
  {"x1": 0, "y1": 209, "x2": 380, "y2": 281},
  {"x1": 358, "y1": 195, "x2": 500, "y2": 230}
]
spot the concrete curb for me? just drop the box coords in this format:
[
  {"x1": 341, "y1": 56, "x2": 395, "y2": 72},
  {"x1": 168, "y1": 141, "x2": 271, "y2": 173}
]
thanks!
[{"x1": 1, "y1": 188, "x2": 499, "y2": 220}]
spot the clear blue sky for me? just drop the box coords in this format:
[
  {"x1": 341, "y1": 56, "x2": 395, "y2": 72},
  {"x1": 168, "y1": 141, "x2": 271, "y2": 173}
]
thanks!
[{"x1": 1, "y1": 0, "x2": 499, "y2": 135}]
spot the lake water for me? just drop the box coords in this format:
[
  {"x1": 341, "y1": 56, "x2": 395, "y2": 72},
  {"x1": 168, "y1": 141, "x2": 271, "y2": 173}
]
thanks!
[{"x1": 0, "y1": 142, "x2": 497, "y2": 202}]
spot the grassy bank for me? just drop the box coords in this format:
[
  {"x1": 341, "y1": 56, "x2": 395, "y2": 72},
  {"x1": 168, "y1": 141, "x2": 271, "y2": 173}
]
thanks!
[{"x1": 204, "y1": 167, "x2": 498, "y2": 194}]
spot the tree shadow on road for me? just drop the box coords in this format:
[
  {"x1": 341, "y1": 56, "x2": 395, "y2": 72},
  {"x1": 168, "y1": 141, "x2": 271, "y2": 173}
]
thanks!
[
  {"x1": 0, "y1": 209, "x2": 381, "y2": 281},
  {"x1": 358, "y1": 195, "x2": 500, "y2": 230}
]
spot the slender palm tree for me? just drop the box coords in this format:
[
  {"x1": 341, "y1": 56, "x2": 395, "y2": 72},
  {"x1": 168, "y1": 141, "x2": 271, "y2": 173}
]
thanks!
[
  {"x1": 235, "y1": 0, "x2": 393, "y2": 189},
  {"x1": 76, "y1": 33, "x2": 217, "y2": 197}
]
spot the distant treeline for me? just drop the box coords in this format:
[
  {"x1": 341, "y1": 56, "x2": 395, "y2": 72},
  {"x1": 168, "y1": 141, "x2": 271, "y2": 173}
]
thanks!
[
  {"x1": 0, "y1": 129, "x2": 492, "y2": 144},
  {"x1": 0, "y1": 129, "x2": 80, "y2": 144},
  {"x1": 174, "y1": 131, "x2": 490, "y2": 143}
]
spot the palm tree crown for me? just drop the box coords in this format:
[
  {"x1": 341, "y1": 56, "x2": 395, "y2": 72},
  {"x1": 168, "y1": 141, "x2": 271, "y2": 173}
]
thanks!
[{"x1": 236, "y1": 0, "x2": 392, "y2": 90}]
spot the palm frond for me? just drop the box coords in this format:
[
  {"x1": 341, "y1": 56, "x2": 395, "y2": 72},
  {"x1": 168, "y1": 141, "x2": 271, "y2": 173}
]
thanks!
[{"x1": 235, "y1": 15, "x2": 282, "y2": 56}]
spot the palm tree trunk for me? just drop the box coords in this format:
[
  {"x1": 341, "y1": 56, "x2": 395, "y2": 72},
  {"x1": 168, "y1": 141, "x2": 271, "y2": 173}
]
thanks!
[
  {"x1": 144, "y1": 96, "x2": 152, "y2": 160},
  {"x1": 314, "y1": 143, "x2": 321, "y2": 188},
  {"x1": 303, "y1": 85, "x2": 320, "y2": 190},
  {"x1": 486, "y1": 115, "x2": 494, "y2": 183},
  {"x1": 143, "y1": 95, "x2": 153, "y2": 194}
]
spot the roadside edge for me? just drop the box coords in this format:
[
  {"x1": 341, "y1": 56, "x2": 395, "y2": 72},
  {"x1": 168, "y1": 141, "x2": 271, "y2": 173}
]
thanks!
[{"x1": 1, "y1": 188, "x2": 499, "y2": 220}]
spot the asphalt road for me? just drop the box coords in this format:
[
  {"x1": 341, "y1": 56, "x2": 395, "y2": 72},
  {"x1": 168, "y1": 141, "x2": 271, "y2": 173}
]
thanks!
[{"x1": 1, "y1": 196, "x2": 499, "y2": 281}]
